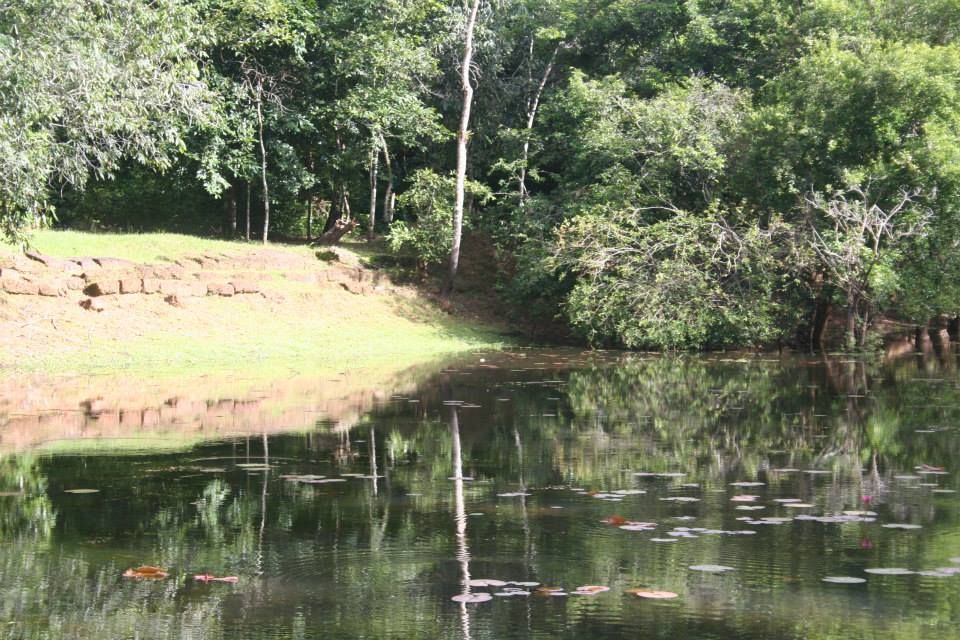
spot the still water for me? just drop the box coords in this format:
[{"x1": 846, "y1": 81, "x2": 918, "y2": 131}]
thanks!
[{"x1": 2, "y1": 350, "x2": 960, "y2": 639}]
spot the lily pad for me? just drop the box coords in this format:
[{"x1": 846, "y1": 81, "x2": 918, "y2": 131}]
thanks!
[
  {"x1": 730, "y1": 482, "x2": 765, "y2": 487},
  {"x1": 784, "y1": 503, "x2": 815, "y2": 508},
  {"x1": 573, "y1": 585, "x2": 610, "y2": 595},
  {"x1": 822, "y1": 576, "x2": 866, "y2": 584},
  {"x1": 123, "y1": 566, "x2": 168, "y2": 579},
  {"x1": 864, "y1": 568, "x2": 914, "y2": 575},
  {"x1": 881, "y1": 523, "x2": 922, "y2": 530},
  {"x1": 689, "y1": 564, "x2": 735, "y2": 573},
  {"x1": 631, "y1": 590, "x2": 679, "y2": 599},
  {"x1": 451, "y1": 593, "x2": 493, "y2": 603},
  {"x1": 731, "y1": 495, "x2": 759, "y2": 502},
  {"x1": 535, "y1": 586, "x2": 565, "y2": 595},
  {"x1": 467, "y1": 579, "x2": 507, "y2": 587},
  {"x1": 64, "y1": 489, "x2": 100, "y2": 494}
]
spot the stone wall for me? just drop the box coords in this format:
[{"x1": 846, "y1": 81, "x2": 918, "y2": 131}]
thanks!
[{"x1": 0, "y1": 248, "x2": 386, "y2": 307}]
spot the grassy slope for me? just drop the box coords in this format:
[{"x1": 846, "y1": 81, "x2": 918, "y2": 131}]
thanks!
[
  {"x1": 9, "y1": 229, "x2": 276, "y2": 262},
  {"x1": 0, "y1": 230, "x2": 507, "y2": 377}
]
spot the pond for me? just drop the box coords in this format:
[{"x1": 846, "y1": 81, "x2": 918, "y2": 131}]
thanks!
[{"x1": 2, "y1": 349, "x2": 960, "y2": 639}]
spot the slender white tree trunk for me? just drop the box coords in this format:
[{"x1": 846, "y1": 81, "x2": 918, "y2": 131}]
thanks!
[
  {"x1": 256, "y1": 85, "x2": 270, "y2": 244},
  {"x1": 245, "y1": 182, "x2": 251, "y2": 241},
  {"x1": 367, "y1": 137, "x2": 379, "y2": 240},
  {"x1": 519, "y1": 42, "x2": 560, "y2": 201},
  {"x1": 445, "y1": 0, "x2": 482, "y2": 297},
  {"x1": 381, "y1": 135, "x2": 395, "y2": 224}
]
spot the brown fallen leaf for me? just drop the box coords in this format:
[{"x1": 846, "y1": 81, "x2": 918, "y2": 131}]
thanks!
[{"x1": 123, "y1": 565, "x2": 168, "y2": 579}]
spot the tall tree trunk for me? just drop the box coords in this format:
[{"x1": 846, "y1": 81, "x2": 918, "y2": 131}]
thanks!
[
  {"x1": 519, "y1": 42, "x2": 559, "y2": 202},
  {"x1": 306, "y1": 153, "x2": 315, "y2": 241},
  {"x1": 445, "y1": 0, "x2": 482, "y2": 297},
  {"x1": 255, "y1": 85, "x2": 270, "y2": 244},
  {"x1": 367, "y1": 138, "x2": 379, "y2": 241},
  {"x1": 810, "y1": 297, "x2": 830, "y2": 353},
  {"x1": 224, "y1": 183, "x2": 237, "y2": 238},
  {"x1": 306, "y1": 198, "x2": 313, "y2": 241},
  {"x1": 381, "y1": 137, "x2": 394, "y2": 224},
  {"x1": 844, "y1": 287, "x2": 861, "y2": 350},
  {"x1": 245, "y1": 181, "x2": 251, "y2": 241},
  {"x1": 324, "y1": 184, "x2": 342, "y2": 233}
]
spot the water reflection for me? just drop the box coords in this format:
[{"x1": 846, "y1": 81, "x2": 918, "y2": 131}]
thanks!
[{"x1": 0, "y1": 350, "x2": 958, "y2": 639}]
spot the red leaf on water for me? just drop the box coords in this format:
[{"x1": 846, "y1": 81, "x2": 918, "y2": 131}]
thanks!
[
  {"x1": 123, "y1": 566, "x2": 168, "y2": 579},
  {"x1": 194, "y1": 574, "x2": 239, "y2": 583}
]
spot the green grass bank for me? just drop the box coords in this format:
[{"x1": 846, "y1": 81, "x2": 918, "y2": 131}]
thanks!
[{"x1": 0, "y1": 230, "x2": 509, "y2": 378}]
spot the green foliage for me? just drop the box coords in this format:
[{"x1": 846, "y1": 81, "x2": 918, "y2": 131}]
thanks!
[
  {"x1": 387, "y1": 169, "x2": 491, "y2": 269},
  {"x1": 0, "y1": 0, "x2": 218, "y2": 243},
  {"x1": 553, "y1": 207, "x2": 803, "y2": 349},
  {"x1": 3, "y1": 0, "x2": 960, "y2": 349}
]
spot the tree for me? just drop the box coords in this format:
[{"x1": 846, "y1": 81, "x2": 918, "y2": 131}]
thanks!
[
  {"x1": 805, "y1": 186, "x2": 930, "y2": 349},
  {"x1": 445, "y1": 0, "x2": 484, "y2": 297},
  {"x1": 0, "y1": 0, "x2": 217, "y2": 243}
]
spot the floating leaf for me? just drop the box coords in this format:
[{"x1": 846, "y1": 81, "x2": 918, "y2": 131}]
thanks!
[
  {"x1": 631, "y1": 590, "x2": 679, "y2": 599},
  {"x1": 194, "y1": 574, "x2": 239, "y2": 583},
  {"x1": 468, "y1": 579, "x2": 507, "y2": 587},
  {"x1": 774, "y1": 498, "x2": 803, "y2": 503},
  {"x1": 736, "y1": 506, "x2": 765, "y2": 511},
  {"x1": 573, "y1": 585, "x2": 610, "y2": 595},
  {"x1": 822, "y1": 576, "x2": 866, "y2": 584},
  {"x1": 64, "y1": 489, "x2": 99, "y2": 494},
  {"x1": 730, "y1": 482, "x2": 765, "y2": 487},
  {"x1": 881, "y1": 523, "x2": 922, "y2": 530},
  {"x1": 864, "y1": 568, "x2": 914, "y2": 575},
  {"x1": 493, "y1": 590, "x2": 530, "y2": 597},
  {"x1": 784, "y1": 503, "x2": 815, "y2": 508},
  {"x1": 497, "y1": 492, "x2": 531, "y2": 497},
  {"x1": 602, "y1": 515, "x2": 627, "y2": 526},
  {"x1": 535, "y1": 586, "x2": 565, "y2": 595},
  {"x1": 650, "y1": 538, "x2": 678, "y2": 543},
  {"x1": 731, "y1": 495, "x2": 759, "y2": 502},
  {"x1": 916, "y1": 569, "x2": 960, "y2": 577},
  {"x1": 123, "y1": 566, "x2": 168, "y2": 579},
  {"x1": 451, "y1": 593, "x2": 493, "y2": 603},
  {"x1": 689, "y1": 565, "x2": 735, "y2": 573}
]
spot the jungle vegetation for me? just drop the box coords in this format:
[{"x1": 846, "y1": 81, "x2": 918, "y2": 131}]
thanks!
[{"x1": 2, "y1": 0, "x2": 959, "y2": 350}]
